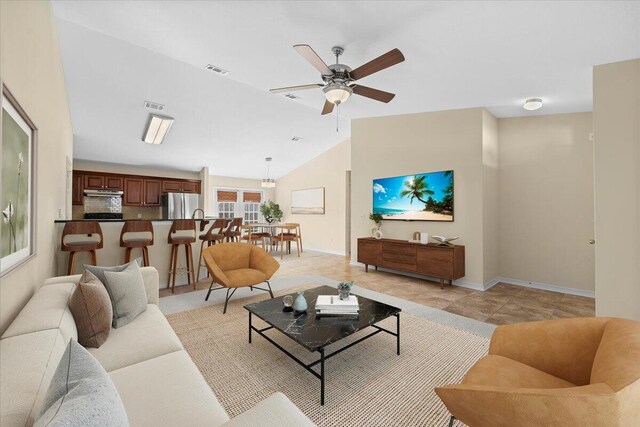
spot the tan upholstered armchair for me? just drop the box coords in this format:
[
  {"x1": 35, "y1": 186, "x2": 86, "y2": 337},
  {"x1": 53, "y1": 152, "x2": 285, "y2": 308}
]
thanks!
[
  {"x1": 435, "y1": 317, "x2": 640, "y2": 427},
  {"x1": 202, "y1": 242, "x2": 280, "y2": 313}
]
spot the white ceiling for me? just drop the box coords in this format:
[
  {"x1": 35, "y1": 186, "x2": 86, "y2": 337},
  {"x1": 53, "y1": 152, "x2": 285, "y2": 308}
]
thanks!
[{"x1": 51, "y1": 1, "x2": 640, "y2": 178}]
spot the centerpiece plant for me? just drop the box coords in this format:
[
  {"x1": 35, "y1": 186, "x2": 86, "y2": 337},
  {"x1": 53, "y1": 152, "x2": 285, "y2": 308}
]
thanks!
[{"x1": 260, "y1": 200, "x2": 283, "y2": 224}]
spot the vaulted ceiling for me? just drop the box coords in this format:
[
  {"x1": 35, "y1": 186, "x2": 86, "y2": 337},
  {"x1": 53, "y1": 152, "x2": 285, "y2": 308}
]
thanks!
[{"x1": 52, "y1": 1, "x2": 640, "y2": 178}]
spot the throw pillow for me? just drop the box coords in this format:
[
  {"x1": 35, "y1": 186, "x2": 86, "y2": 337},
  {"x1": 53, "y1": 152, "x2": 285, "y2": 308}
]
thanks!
[
  {"x1": 103, "y1": 261, "x2": 147, "y2": 328},
  {"x1": 83, "y1": 258, "x2": 142, "y2": 286},
  {"x1": 69, "y1": 270, "x2": 112, "y2": 348},
  {"x1": 34, "y1": 339, "x2": 129, "y2": 427}
]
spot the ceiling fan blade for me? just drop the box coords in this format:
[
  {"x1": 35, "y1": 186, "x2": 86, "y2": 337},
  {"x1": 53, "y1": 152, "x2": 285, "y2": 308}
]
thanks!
[
  {"x1": 352, "y1": 85, "x2": 396, "y2": 103},
  {"x1": 321, "y1": 99, "x2": 334, "y2": 115},
  {"x1": 350, "y1": 48, "x2": 405, "y2": 81},
  {"x1": 269, "y1": 83, "x2": 324, "y2": 93},
  {"x1": 294, "y1": 44, "x2": 333, "y2": 76}
]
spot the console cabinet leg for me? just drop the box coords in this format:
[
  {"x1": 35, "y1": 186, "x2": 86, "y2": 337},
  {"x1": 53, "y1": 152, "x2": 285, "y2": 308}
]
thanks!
[
  {"x1": 365, "y1": 264, "x2": 368, "y2": 273},
  {"x1": 440, "y1": 277, "x2": 444, "y2": 289}
]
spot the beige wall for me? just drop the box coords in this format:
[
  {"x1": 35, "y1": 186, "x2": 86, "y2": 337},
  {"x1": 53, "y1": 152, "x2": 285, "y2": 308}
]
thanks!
[
  {"x1": 275, "y1": 139, "x2": 351, "y2": 255},
  {"x1": 593, "y1": 59, "x2": 640, "y2": 319},
  {"x1": 482, "y1": 111, "x2": 499, "y2": 283},
  {"x1": 351, "y1": 109, "x2": 487, "y2": 286},
  {"x1": 73, "y1": 159, "x2": 200, "y2": 180},
  {"x1": 0, "y1": 1, "x2": 74, "y2": 333},
  {"x1": 498, "y1": 113, "x2": 595, "y2": 292}
]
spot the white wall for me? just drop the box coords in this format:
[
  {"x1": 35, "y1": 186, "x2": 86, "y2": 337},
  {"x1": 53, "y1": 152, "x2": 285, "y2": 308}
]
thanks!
[
  {"x1": 351, "y1": 109, "x2": 487, "y2": 286},
  {"x1": 275, "y1": 139, "x2": 351, "y2": 255},
  {"x1": 0, "y1": 1, "x2": 74, "y2": 333},
  {"x1": 497, "y1": 113, "x2": 595, "y2": 292},
  {"x1": 482, "y1": 111, "x2": 499, "y2": 283},
  {"x1": 593, "y1": 59, "x2": 640, "y2": 319}
]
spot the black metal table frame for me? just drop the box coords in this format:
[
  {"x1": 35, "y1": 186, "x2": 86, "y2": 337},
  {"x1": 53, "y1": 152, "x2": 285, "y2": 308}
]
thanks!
[{"x1": 248, "y1": 311, "x2": 400, "y2": 405}]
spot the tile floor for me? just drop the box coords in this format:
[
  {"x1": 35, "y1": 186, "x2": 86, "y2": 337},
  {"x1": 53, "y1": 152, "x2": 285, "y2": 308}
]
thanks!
[{"x1": 159, "y1": 250, "x2": 595, "y2": 325}]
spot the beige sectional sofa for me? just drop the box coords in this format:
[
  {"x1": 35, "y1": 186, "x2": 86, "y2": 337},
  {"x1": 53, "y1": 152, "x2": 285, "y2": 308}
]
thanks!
[{"x1": 0, "y1": 267, "x2": 315, "y2": 427}]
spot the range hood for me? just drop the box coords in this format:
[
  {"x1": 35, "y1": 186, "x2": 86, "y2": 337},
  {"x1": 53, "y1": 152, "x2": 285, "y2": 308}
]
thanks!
[{"x1": 84, "y1": 189, "x2": 124, "y2": 197}]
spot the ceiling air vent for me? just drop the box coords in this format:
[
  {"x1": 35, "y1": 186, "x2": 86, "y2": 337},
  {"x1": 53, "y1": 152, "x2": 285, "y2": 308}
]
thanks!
[
  {"x1": 291, "y1": 136, "x2": 304, "y2": 142},
  {"x1": 284, "y1": 93, "x2": 300, "y2": 100},
  {"x1": 204, "y1": 64, "x2": 230, "y2": 75},
  {"x1": 144, "y1": 101, "x2": 165, "y2": 111}
]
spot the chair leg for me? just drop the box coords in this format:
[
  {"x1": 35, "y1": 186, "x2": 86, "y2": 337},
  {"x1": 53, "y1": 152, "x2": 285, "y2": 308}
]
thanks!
[
  {"x1": 223, "y1": 288, "x2": 237, "y2": 314},
  {"x1": 184, "y1": 244, "x2": 191, "y2": 288},
  {"x1": 167, "y1": 244, "x2": 175, "y2": 288},
  {"x1": 205, "y1": 280, "x2": 215, "y2": 301},
  {"x1": 280, "y1": 239, "x2": 284, "y2": 260},
  {"x1": 90, "y1": 250, "x2": 97, "y2": 266},
  {"x1": 188, "y1": 244, "x2": 196, "y2": 290},
  {"x1": 171, "y1": 245, "x2": 179, "y2": 293},
  {"x1": 67, "y1": 251, "x2": 76, "y2": 275},
  {"x1": 197, "y1": 240, "x2": 205, "y2": 283},
  {"x1": 265, "y1": 280, "x2": 274, "y2": 298},
  {"x1": 296, "y1": 240, "x2": 300, "y2": 257},
  {"x1": 448, "y1": 416, "x2": 455, "y2": 427},
  {"x1": 143, "y1": 246, "x2": 150, "y2": 267}
]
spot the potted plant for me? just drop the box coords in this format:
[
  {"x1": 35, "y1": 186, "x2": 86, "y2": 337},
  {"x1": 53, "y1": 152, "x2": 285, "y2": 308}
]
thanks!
[
  {"x1": 369, "y1": 212, "x2": 383, "y2": 239},
  {"x1": 337, "y1": 281, "x2": 354, "y2": 300},
  {"x1": 260, "y1": 200, "x2": 283, "y2": 224}
]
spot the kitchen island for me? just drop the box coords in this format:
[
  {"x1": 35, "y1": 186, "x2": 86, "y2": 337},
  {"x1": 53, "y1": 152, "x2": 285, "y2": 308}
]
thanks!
[{"x1": 54, "y1": 219, "x2": 218, "y2": 287}]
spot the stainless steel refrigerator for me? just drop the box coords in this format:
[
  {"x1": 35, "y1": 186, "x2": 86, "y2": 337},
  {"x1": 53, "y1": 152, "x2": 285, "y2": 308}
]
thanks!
[{"x1": 161, "y1": 193, "x2": 200, "y2": 219}]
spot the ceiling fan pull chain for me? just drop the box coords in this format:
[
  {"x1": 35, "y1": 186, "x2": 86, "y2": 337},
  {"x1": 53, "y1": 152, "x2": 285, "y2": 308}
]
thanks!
[{"x1": 336, "y1": 103, "x2": 340, "y2": 132}]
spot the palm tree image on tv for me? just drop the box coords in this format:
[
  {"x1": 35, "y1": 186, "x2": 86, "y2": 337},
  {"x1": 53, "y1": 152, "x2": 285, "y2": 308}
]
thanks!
[{"x1": 373, "y1": 170, "x2": 453, "y2": 221}]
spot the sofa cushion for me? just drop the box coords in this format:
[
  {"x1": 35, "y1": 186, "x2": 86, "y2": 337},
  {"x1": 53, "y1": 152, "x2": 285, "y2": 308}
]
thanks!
[
  {"x1": 88, "y1": 304, "x2": 183, "y2": 372},
  {"x1": 1, "y1": 283, "x2": 77, "y2": 343},
  {"x1": 225, "y1": 268, "x2": 267, "y2": 287},
  {"x1": 69, "y1": 270, "x2": 112, "y2": 348},
  {"x1": 34, "y1": 340, "x2": 129, "y2": 427},
  {"x1": 103, "y1": 262, "x2": 148, "y2": 328},
  {"x1": 0, "y1": 330, "x2": 67, "y2": 427},
  {"x1": 109, "y1": 350, "x2": 229, "y2": 427},
  {"x1": 462, "y1": 355, "x2": 575, "y2": 389},
  {"x1": 591, "y1": 318, "x2": 640, "y2": 391}
]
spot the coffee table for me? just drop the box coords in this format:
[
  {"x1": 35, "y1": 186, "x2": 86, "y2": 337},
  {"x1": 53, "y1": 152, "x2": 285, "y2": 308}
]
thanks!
[{"x1": 243, "y1": 285, "x2": 401, "y2": 405}]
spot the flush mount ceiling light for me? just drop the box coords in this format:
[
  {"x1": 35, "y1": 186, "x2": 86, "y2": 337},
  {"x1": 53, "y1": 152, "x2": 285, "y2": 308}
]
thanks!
[
  {"x1": 142, "y1": 114, "x2": 174, "y2": 144},
  {"x1": 523, "y1": 98, "x2": 543, "y2": 111},
  {"x1": 261, "y1": 157, "x2": 275, "y2": 188}
]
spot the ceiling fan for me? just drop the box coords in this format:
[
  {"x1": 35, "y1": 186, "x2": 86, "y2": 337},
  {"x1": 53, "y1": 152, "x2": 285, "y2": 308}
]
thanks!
[{"x1": 270, "y1": 44, "x2": 405, "y2": 115}]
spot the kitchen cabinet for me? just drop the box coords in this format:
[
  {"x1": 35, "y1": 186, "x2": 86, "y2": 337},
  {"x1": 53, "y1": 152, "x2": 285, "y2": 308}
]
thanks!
[
  {"x1": 84, "y1": 173, "x2": 123, "y2": 190},
  {"x1": 124, "y1": 178, "x2": 162, "y2": 206},
  {"x1": 162, "y1": 179, "x2": 200, "y2": 194},
  {"x1": 72, "y1": 172, "x2": 84, "y2": 205}
]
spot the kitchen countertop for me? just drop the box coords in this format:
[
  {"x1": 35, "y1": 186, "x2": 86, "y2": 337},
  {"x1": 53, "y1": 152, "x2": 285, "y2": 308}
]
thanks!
[{"x1": 54, "y1": 218, "x2": 214, "y2": 223}]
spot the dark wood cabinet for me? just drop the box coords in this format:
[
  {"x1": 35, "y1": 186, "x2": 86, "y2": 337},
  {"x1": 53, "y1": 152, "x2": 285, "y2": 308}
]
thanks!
[
  {"x1": 84, "y1": 174, "x2": 104, "y2": 189},
  {"x1": 124, "y1": 178, "x2": 162, "y2": 206},
  {"x1": 72, "y1": 172, "x2": 84, "y2": 205},
  {"x1": 84, "y1": 173, "x2": 123, "y2": 190},
  {"x1": 357, "y1": 238, "x2": 465, "y2": 288},
  {"x1": 124, "y1": 178, "x2": 144, "y2": 205},
  {"x1": 162, "y1": 179, "x2": 200, "y2": 193},
  {"x1": 104, "y1": 176, "x2": 124, "y2": 190},
  {"x1": 143, "y1": 179, "x2": 162, "y2": 205}
]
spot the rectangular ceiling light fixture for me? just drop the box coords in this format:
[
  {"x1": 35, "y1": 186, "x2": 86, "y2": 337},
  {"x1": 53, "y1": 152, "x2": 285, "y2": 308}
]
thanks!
[
  {"x1": 142, "y1": 114, "x2": 174, "y2": 145},
  {"x1": 204, "y1": 64, "x2": 229, "y2": 75}
]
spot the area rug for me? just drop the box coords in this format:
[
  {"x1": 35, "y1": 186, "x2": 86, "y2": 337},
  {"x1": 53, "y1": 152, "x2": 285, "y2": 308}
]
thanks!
[{"x1": 166, "y1": 284, "x2": 489, "y2": 426}]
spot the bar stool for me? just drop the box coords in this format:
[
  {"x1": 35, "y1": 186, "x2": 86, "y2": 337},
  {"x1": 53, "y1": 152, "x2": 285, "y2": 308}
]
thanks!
[
  {"x1": 167, "y1": 219, "x2": 196, "y2": 293},
  {"x1": 61, "y1": 221, "x2": 103, "y2": 275},
  {"x1": 119, "y1": 220, "x2": 154, "y2": 266},
  {"x1": 224, "y1": 217, "x2": 243, "y2": 242},
  {"x1": 196, "y1": 218, "x2": 228, "y2": 281}
]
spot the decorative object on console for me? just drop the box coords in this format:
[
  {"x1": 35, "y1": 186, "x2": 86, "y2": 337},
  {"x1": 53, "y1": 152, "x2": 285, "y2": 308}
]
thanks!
[
  {"x1": 282, "y1": 295, "x2": 294, "y2": 312},
  {"x1": 369, "y1": 212, "x2": 383, "y2": 239},
  {"x1": 260, "y1": 199, "x2": 283, "y2": 223},
  {"x1": 292, "y1": 291, "x2": 308, "y2": 314},
  {"x1": 411, "y1": 231, "x2": 429, "y2": 244},
  {"x1": 291, "y1": 187, "x2": 325, "y2": 214},
  {"x1": 373, "y1": 170, "x2": 454, "y2": 222},
  {"x1": 337, "y1": 281, "x2": 354, "y2": 300},
  {"x1": 1, "y1": 84, "x2": 37, "y2": 277},
  {"x1": 315, "y1": 294, "x2": 359, "y2": 317},
  {"x1": 431, "y1": 235, "x2": 459, "y2": 246}
]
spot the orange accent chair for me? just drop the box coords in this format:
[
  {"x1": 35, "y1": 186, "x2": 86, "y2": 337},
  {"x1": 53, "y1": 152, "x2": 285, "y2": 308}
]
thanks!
[
  {"x1": 435, "y1": 317, "x2": 640, "y2": 427},
  {"x1": 202, "y1": 242, "x2": 280, "y2": 313}
]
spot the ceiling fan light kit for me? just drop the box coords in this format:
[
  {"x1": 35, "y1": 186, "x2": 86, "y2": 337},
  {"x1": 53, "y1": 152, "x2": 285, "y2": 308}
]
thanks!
[{"x1": 270, "y1": 44, "x2": 405, "y2": 117}]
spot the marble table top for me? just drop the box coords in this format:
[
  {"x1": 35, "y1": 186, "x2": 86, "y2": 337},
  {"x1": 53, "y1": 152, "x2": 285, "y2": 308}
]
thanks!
[{"x1": 244, "y1": 285, "x2": 401, "y2": 352}]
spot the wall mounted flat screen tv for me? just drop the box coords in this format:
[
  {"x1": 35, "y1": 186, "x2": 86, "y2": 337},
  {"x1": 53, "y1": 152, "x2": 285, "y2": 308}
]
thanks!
[{"x1": 372, "y1": 170, "x2": 454, "y2": 221}]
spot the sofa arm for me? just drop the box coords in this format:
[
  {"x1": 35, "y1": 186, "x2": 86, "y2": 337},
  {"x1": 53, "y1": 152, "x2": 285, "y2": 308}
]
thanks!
[
  {"x1": 488, "y1": 317, "x2": 609, "y2": 385},
  {"x1": 140, "y1": 267, "x2": 159, "y2": 305},
  {"x1": 219, "y1": 392, "x2": 315, "y2": 427},
  {"x1": 435, "y1": 383, "x2": 616, "y2": 427}
]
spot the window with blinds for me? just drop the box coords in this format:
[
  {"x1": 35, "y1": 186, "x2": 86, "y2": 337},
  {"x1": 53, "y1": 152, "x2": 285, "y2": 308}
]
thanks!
[{"x1": 215, "y1": 189, "x2": 263, "y2": 222}]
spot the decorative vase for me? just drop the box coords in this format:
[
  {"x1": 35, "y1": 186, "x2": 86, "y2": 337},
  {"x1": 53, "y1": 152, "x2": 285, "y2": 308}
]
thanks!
[
  {"x1": 292, "y1": 291, "x2": 308, "y2": 313},
  {"x1": 371, "y1": 226, "x2": 383, "y2": 239},
  {"x1": 338, "y1": 288, "x2": 350, "y2": 300}
]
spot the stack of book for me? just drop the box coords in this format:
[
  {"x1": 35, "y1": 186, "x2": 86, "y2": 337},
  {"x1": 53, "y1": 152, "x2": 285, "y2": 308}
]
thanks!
[{"x1": 315, "y1": 295, "x2": 359, "y2": 317}]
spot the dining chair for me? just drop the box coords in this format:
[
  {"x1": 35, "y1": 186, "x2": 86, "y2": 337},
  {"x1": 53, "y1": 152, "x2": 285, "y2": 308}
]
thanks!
[
  {"x1": 275, "y1": 224, "x2": 301, "y2": 260},
  {"x1": 240, "y1": 224, "x2": 266, "y2": 250}
]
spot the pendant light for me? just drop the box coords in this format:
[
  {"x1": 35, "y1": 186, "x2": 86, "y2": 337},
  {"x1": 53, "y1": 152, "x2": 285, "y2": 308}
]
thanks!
[{"x1": 261, "y1": 157, "x2": 275, "y2": 188}]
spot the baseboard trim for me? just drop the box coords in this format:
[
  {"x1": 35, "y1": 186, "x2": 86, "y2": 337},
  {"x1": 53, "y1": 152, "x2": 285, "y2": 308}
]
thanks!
[
  {"x1": 303, "y1": 247, "x2": 347, "y2": 257},
  {"x1": 347, "y1": 262, "x2": 594, "y2": 297},
  {"x1": 493, "y1": 277, "x2": 595, "y2": 298}
]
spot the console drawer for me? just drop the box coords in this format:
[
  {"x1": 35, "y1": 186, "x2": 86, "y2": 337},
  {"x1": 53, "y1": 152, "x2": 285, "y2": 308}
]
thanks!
[
  {"x1": 382, "y1": 243, "x2": 416, "y2": 255},
  {"x1": 383, "y1": 259, "x2": 417, "y2": 272}
]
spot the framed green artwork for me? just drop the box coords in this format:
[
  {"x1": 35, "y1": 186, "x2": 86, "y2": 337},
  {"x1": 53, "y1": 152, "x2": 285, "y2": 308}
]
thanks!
[{"x1": 1, "y1": 83, "x2": 37, "y2": 276}]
